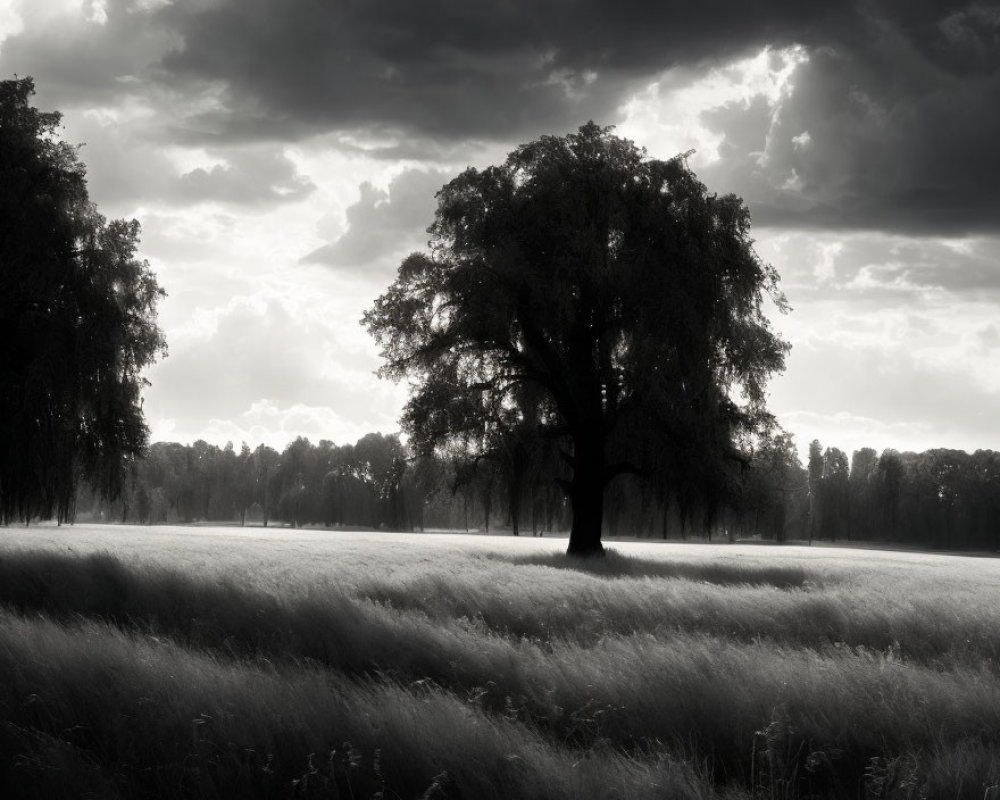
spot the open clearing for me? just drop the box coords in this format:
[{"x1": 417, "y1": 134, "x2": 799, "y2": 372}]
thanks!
[{"x1": 2, "y1": 524, "x2": 1000, "y2": 798}]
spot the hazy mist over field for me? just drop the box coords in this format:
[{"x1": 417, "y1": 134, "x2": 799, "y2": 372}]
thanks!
[{"x1": 2, "y1": 0, "x2": 998, "y2": 456}]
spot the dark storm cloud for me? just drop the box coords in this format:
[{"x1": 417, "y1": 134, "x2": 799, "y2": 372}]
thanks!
[
  {"x1": 153, "y1": 0, "x2": 1000, "y2": 233},
  {"x1": 0, "y1": 0, "x2": 174, "y2": 111},
  {"x1": 703, "y1": 45, "x2": 1000, "y2": 234},
  {"x1": 3, "y1": 0, "x2": 998, "y2": 232},
  {"x1": 148, "y1": 0, "x2": 847, "y2": 145},
  {"x1": 696, "y1": 3, "x2": 1000, "y2": 234}
]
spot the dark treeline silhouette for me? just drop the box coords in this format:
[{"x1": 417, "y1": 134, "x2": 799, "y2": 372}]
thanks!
[
  {"x1": 74, "y1": 434, "x2": 573, "y2": 535},
  {"x1": 804, "y1": 440, "x2": 1000, "y2": 552},
  {"x1": 72, "y1": 431, "x2": 1000, "y2": 552}
]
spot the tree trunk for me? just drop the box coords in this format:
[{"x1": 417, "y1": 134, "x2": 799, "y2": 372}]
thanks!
[
  {"x1": 510, "y1": 476, "x2": 521, "y2": 537},
  {"x1": 566, "y1": 433, "x2": 606, "y2": 557},
  {"x1": 530, "y1": 485, "x2": 537, "y2": 537}
]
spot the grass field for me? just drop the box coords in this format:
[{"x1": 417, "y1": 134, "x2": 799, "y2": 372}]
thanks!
[{"x1": 1, "y1": 524, "x2": 999, "y2": 798}]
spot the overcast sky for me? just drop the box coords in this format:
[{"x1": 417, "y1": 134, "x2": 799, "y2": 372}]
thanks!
[{"x1": 2, "y1": 0, "x2": 999, "y2": 460}]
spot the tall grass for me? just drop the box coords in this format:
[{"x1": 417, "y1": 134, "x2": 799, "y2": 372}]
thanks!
[
  {"x1": 0, "y1": 613, "x2": 706, "y2": 799},
  {"x1": 3, "y1": 526, "x2": 1000, "y2": 797}
]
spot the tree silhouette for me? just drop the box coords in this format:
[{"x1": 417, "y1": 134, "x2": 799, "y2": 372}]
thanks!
[
  {"x1": 0, "y1": 77, "x2": 165, "y2": 523},
  {"x1": 807, "y1": 439, "x2": 824, "y2": 544},
  {"x1": 821, "y1": 446, "x2": 849, "y2": 541},
  {"x1": 365, "y1": 122, "x2": 788, "y2": 556}
]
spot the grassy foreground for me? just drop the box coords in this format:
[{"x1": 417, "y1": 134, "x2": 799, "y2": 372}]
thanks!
[{"x1": 1, "y1": 525, "x2": 1000, "y2": 798}]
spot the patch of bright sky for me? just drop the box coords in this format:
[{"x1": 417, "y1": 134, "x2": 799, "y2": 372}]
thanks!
[
  {"x1": 6, "y1": 0, "x2": 83, "y2": 29},
  {"x1": 0, "y1": 0, "x2": 23, "y2": 38},
  {"x1": 285, "y1": 138, "x2": 414, "y2": 243},
  {"x1": 161, "y1": 146, "x2": 229, "y2": 174},
  {"x1": 80, "y1": 94, "x2": 161, "y2": 126},
  {"x1": 618, "y1": 45, "x2": 808, "y2": 167},
  {"x1": 751, "y1": 226, "x2": 1000, "y2": 455},
  {"x1": 84, "y1": 0, "x2": 107, "y2": 24},
  {"x1": 203, "y1": 401, "x2": 375, "y2": 451},
  {"x1": 813, "y1": 241, "x2": 842, "y2": 283},
  {"x1": 780, "y1": 410, "x2": 941, "y2": 458}
]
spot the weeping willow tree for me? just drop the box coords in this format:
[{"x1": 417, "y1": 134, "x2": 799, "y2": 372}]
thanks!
[
  {"x1": 365, "y1": 122, "x2": 789, "y2": 556},
  {"x1": 0, "y1": 77, "x2": 166, "y2": 524}
]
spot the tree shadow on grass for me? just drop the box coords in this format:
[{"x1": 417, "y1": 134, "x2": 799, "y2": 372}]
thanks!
[{"x1": 488, "y1": 549, "x2": 818, "y2": 589}]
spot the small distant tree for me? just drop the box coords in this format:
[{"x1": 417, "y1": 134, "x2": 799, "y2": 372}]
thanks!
[
  {"x1": 807, "y1": 439, "x2": 824, "y2": 544},
  {"x1": 365, "y1": 123, "x2": 788, "y2": 555},
  {"x1": 0, "y1": 77, "x2": 166, "y2": 523},
  {"x1": 821, "y1": 447, "x2": 850, "y2": 541},
  {"x1": 849, "y1": 447, "x2": 878, "y2": 540},
  {"x1": 251, "y1": 444, "x2": 281, "y2": 526},
  {"x1": 874, "y1": 449, "x2": 903, "y2": 539},
  {"x1": 740, "y1": 430, "x2": 807, "y2": 542},
  {"x1": 352, "y1": 433, "x2": 407, "y2": 529}
]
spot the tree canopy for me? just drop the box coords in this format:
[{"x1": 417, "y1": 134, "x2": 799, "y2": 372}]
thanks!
[
  {"x1": 364, "y1": 122, "x2": 788, "y2": 555},
  {"x1": 0, "y1": 77, "x2": 166, "y2": 523}
]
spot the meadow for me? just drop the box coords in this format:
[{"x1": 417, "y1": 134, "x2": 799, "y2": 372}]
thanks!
[{"x1": 1, "y1": 524, "x2": 999, "y2": 798}]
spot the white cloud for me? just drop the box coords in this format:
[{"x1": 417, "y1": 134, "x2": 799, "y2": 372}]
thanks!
[
  {"x1": 199, "y1": 399, "x2": 402, "y2": 451},
  {"x1": 751, "y1": 228, "x2": 1000, "y2": 456},
  {"x1": 617, "y1": 45, "x2": 807, "y2": 170},
  {"x1": 0, "y1": 0, "x2": 24, "y2": 39},
  {"x1": 301, "y1": 167, "x2": 451, "y2": 269}
]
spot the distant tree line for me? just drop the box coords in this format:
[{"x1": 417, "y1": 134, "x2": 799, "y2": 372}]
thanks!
[
  {"x1": 71, "y1": 432, "x2": 1000, "y2": 552},
  {"x1": 804, "y1": 441, "x2": 1000, "y2": 551},
  {"x1": 75, "y1": 432, "x2": 572, "y2": 535}
]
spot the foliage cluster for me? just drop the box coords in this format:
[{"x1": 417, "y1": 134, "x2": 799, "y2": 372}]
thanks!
[
  {"x1": 0, "y1": 78, "x2": 165, "y2": 524},
  {"x1": 365, "y1": 123, "x2": 789, "y2": 554},
  {"x1": 806, "y1": 440, "x2": 1000, "y2": 551},
  {"x1": 84, "y1": 434, "x2": 411, "y2": 530}
]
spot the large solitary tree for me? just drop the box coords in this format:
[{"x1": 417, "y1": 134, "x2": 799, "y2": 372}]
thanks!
[
  {"x1": 0, "y1": 77, "x2": 166, "y2": 523},
  {"x1": 364, "y1": 123, "x2": 788, "y2": 556}
]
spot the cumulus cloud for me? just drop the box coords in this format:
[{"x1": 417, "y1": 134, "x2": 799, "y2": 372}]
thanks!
[
  {"x1": 143, "y1": 295, "x2": 408, "y2": 446},
  {"x1": 190, "y1": 400, "x2": 401, "y2": 452},
  {"x1": 769, "y1": 337, "x2": 1000, "y2": 455},
  {"x1": 65, "y1": 113, "x2": 314, "y2": 211},
  {"x1": 301, "y1": 168, "x2": 451, "y2": 269},
  {"x1": 755, "y1": 231, "x2": 1000, "y2": 303},
  {"x1": 174, "y1": 147, "x2": 315, "y2": 205},
  {"x1": 755, "y1": 227, "x2": 1000, "y2": 454}
]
